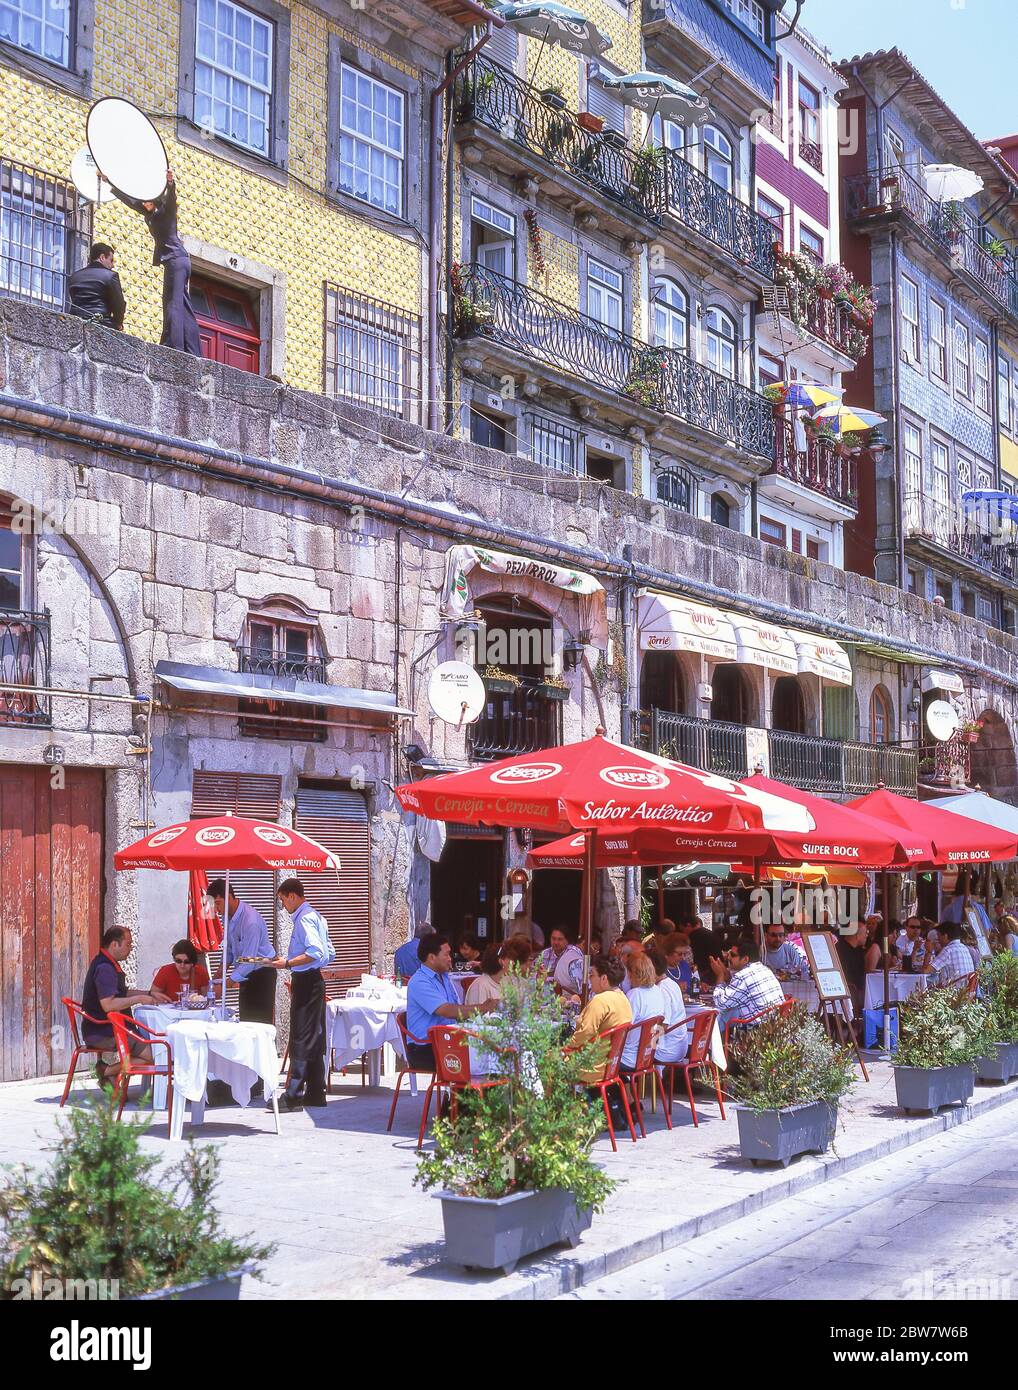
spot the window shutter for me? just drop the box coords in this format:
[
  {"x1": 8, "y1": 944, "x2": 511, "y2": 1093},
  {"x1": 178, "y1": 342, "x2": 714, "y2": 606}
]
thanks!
[
  {"x1": 485, "y1": 22, "x2": 518, "y2": 71},
  {"x1": 190, "y1": 771, "x2": 283, "y2": 1008},
  {"x1": 0, "y1": 498, "x2": 13, "y2": 530},
  {"x1": 294, "y1": 782, "x2": 371, "y2": 998},
  {"x1": 586, "y1": 76, "x2": 625, "y2": 133}
]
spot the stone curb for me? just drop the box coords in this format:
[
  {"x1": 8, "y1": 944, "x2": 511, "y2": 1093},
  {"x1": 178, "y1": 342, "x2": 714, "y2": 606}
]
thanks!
[{"x1": 494, "y1": 1079, "x2": 1018, "y2": 1301}]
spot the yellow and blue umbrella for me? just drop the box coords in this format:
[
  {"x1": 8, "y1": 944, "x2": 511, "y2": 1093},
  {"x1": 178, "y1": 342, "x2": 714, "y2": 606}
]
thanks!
[
  {"x1": 813, "y1": 403, "x2": 887, "y2": 435},
  {"x1": 774, "y1": 380, "x2": 843, "y2": 411}
]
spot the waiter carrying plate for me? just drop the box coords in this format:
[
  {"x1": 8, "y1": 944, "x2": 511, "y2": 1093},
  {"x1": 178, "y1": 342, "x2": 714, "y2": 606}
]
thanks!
[
  {"x1": 269, "y1": 879, "x2": 336, "y2": 1111},
  {"x1": 86, "y1": 97, "x2": 202, "y2": 356}
]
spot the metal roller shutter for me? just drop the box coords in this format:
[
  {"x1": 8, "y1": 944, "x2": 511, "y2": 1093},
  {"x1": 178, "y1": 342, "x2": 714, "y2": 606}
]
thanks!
[
  {"x1": 294, "y1": 781, "x2": 371, "y2": 999},
  {"x1": 586, "y1": 74, "x2": 625, "y2": 133},
  {"x1": 484, "y1": 21, "x2": 518, "y2": 71},
  {"x1": 190, "y1": 771, "x2": 282, "y2": 1009}
]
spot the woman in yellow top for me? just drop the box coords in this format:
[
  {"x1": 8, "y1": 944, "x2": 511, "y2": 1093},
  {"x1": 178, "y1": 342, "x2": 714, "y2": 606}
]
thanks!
[{"x1": 569, "y1": 955, "x2": 632, "y2": 1084}]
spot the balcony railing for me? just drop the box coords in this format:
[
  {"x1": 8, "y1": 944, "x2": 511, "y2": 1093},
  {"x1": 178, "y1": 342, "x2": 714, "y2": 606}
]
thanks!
[
  {"x1": 844, "y1": 166, "x2": 1016, "y2": 319},
  {"x1": 237, "y1": 647, "x2": 327, "y2": 683},
  {"x1": 456, "y1": 55, "x2": 664, "y2": 222},
  {"x1": 469, "y1": 681, "x2": 563, "y2": 761},
  {"x1": 0, "y1": 610, "x2": 51, "y2": 727},
  {"x1": 632, "y1": 708, "x2": 918, "y2": 797},
  {"x1": 452, "y1": 263, "x2": 775, "y2": 458},
  {"x1": 798, "y1": 138, "x2": 823, "y2": 174},
  {"x1": 903, "y1": 493, "x2": 1018, "y2": 584},
  {"x1": 772, "y1": 423, "x2": 857, "y2": 508},
  {"x1": 772, "y1": 280, "x2": 854, "y2": 356},
  {"x1": 662, "y1": 151, "x2": 775, "y2": 278},
  {"x1": 917, "y1": 735, "x2": 971, "y2": 789}
]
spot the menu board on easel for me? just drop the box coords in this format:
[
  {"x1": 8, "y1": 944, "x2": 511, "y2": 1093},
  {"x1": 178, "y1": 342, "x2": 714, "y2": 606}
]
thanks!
[{"x1": 801, "y1": 930, "x2": 851, "y2": 1002}]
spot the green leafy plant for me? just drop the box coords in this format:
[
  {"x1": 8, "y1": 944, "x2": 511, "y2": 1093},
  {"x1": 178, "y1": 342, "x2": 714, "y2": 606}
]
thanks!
[
  {"x1": 978, "y1": 951, "x2": 1018, "y2": 1044},
  {"x1": 414, "y1": 966, "x2": 615, "y2": 1214},
  {"x1": 631, "y1": 144, "x2": 663, "y2": 195},
  {"x1": 893, "y1": 982, "x2": 992, "y2": 1069},
  {"x1": 623, "y1": 349, "x2": 666, "y2": 408},
  {"x1": 0, "y1": 1101, "x2": 272, "y2": 1299},
  {"x1": 763, "y1": 383, "x2": 788, "y2": 406},
  {"x1": 727, "y1": 1005, "x2": 856, "y2": 1112}
]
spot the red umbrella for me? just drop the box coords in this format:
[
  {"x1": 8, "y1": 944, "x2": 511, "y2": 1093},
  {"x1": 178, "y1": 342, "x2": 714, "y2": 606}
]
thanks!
[
  {"x1": 187, "y1": 868, "x2": 222, "y2": 952},
  {"x1": 846, "y1": 788, "x2": 1018, "y2": 868},
  {"x1": 116, "y1": 814, "x2": 339, "y2": 1007}
]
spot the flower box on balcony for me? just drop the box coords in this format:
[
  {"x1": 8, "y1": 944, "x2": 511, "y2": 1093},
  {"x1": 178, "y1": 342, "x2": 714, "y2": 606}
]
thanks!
[
  {"x1": 541, "y1": 88, "x2": 567, "y2": 110},
  {"x1": 577, "y1": 111, "x2": 603, "y2": 134},
  {"x1": 536, "y1": 680, "x2": 570, "y2": 701},
  {"x1": 482, "y1": 667, "x2": 521, "y2": 694},
  {"x1": 601, "y1": 129, "x2": 627, "y2": 150}
]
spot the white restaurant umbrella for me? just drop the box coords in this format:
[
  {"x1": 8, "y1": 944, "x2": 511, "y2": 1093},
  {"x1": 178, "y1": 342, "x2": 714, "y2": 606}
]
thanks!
[
  {"x1": 923, "y1": 163, "x2": 983, "y2": 203},
  {"x1": 494, "y1": 2, "x2": 611, "y2": 88},
  {"x1": 599, "y1": 70, "x2": 709, "y2": 119},
  {"x1": 925, "y1": 790, "x2": 1018, "y2": 839}
]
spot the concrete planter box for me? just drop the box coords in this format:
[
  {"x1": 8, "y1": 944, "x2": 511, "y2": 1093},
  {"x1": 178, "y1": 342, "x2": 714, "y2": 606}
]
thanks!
[
  {"x1": 130, "y1": 1264, "x2": 251, "y2": 1301},
  {"x1": 735, "y1": 1100, "x2": 837, "y2": 1168},
  {"x1": 894, "y1": 1064, "x2": 974, "y2": 1113},
  {"x1": 975, "y1": 1042, "x2": 1018, "y2": 1084},
  {"x1": 437, "y1": 1187, "x2": 593, "y2": 1276}
]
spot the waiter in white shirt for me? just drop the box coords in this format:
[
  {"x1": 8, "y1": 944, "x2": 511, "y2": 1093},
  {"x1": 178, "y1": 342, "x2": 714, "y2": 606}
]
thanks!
[
  {"x1": 270, "y1": 878, "x2": 336, "y2": 1111},
  {"x1": 207, "y1": 878, "x2": 275, "y2": 1024}
]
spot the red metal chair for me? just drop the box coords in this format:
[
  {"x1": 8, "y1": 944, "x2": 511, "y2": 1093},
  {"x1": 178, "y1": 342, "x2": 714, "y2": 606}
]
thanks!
[
  {"x1": 722, "y1": 1000, "x2": 785, "y2": 1053},
  {"x1": 386, "y1": 1012, "x2": 436, "y2": 1148},
  {"x1": 59, "y1": 998, "x2": 109, "y2": 1105},
  {"x1": 567, "y1": 1022, "x2": 637, "y2": 1152},
  {"x1": 622, "y1": 1015, "x2": 666, "y2": 1137},
  {"x1": 659, "y1": 1008, "x2": 727, "y2": 1128},
  {"x1": 427, "y1": 1026, "x2": 514, "y2": 1133},
  {"x1": 108, "y1": 1013, "x2": 174, "y2": 1128}
]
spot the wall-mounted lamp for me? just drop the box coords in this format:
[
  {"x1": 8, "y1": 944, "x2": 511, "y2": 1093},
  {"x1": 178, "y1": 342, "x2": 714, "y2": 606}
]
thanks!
[{"x1": 562, "y1": 639, "x2": 585, "y2": 672}]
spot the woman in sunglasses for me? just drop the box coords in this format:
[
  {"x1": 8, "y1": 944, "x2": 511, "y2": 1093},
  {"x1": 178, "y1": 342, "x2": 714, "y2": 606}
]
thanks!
[{"x1": 151, "y1": 938, "x2": 211, "y2": 1003}]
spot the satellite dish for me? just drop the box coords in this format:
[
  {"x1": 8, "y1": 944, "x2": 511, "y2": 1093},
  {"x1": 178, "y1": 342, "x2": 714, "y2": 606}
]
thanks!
[
  {"x1": 428, "y1": 662, "x2": 486, "y2": 727},
  {"x1": 87, "y1": 97, "x2": 168, "y2": 203},
  {"x1": 70, "y1": 147, "x2": 115, "y2": 204},
  {"x1": 926, "y1": 699, "x2": 960, "y2": 743}
]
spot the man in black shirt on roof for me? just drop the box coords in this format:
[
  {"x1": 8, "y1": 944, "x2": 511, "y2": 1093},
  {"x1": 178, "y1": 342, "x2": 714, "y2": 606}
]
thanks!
[{"x1": 66, "y1": 242, "x2": 126, "y2": 329}]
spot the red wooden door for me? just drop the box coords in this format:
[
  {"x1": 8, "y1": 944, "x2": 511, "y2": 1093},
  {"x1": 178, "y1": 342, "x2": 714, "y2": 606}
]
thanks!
[
  {"x1": 0, "y1": 767, "x2": 104, "y2": 1080},
  {"x1": 191, "y1": 278, "x2": 262, "y2": 374}
]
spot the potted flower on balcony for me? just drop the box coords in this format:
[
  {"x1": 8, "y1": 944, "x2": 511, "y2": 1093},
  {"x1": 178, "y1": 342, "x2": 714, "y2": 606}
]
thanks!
[
  {"x1": 415, "y1": 966, "x2": 615, "y2": 1276},
  {"x1": 974, "y1": 951, "x2": 1018, "y2": 1083},
  {"x1": 623, "y1": 349, "x2": 666, "y2": 409},
  {"x1": 840, "y1": 430, "x2": 866, "y2": 458},
  {"x1": 629, "y1": 144, "x2": 663, "y2": 197},
  {"x1": 892, "y1": 982, "x2": 991, "y2": 1114},
  {"x1": 449, "y1": 262, "x2": 494, "y2": 336},
  {"x1": 577, "y1": 111, "x2": 604, "y2": 134},
  {"x1": 727, "y1": 1005, "x2": 856, "y2": 1167},
  {"x1": 541, "y1": 83, "x2": 567, "y2": 110},
  {"x1": 958, "y1": 718, "x2": 984, "y2": 744},
  {"x1": 482, "y1": 664, "x2": 521, "y2": 694},
  {"x1": 536, "y1": 672, "x2": 570, "y2": 701},
  {"x1": 763, "y1": 383, "x2": 788, "y2": 417}
]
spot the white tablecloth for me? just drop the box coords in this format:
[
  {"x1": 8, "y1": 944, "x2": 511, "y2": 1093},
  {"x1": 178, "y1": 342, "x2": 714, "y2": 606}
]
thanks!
[
  {"x1": 781, "y1": 978, "x2": 855, "y2": 1022},
  {"x1": 327, "y1": 994, "x2": 407, "y2": 1071},
  {"x1": 683, "y1": 1002, "x2": 727, "y2": 1070},
  {"x1": 864, "y1": 972, "x2": 927, "y2": 1012}
]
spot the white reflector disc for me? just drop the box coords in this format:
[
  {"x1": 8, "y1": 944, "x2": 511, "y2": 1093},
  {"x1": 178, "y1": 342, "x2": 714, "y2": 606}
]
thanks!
[{"x1": 86, "y1": 98, "x2": 168, "y2": 202}]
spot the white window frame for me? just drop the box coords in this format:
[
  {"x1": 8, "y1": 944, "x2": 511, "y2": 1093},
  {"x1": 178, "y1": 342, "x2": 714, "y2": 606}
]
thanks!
[
  {"x1": 587, "y1": 258, "x2": 623, "y2": 334},
  {"x1": 719, "y1": 0, "x2": 765, "y2": 40},
  {"x1": 338, "y1": 61, "x2": 406, "y2": 217},
  {"x1": 531, "y1": 418, "x2": 579, "y2": 475},
  {"x1": 1000, "y1": 353, "x2": 1014, "y2": 436},
  {"x1": 930, "y1": 297, "x2": 948, "y2": 383},
  {"x1": 975, "y1": 337, "x2": 991, "y2": 414},
  {"x1": 0, "y1": 0, "x2": 70, "y2": 68},
  {"x1": 705, "y1": 307, "x2": 738, "y2": 380},
  {"x1": 799, "y1": 224, "x2": 824, "y2": 262},
  {"x1": 903, "y1": 421, "x2": 923, "y2": 499},
  {"x1": 900, "y1": 275, "x2": 920, "y2": 362},
  {"x1": 797, "y1": 77, "x2": 821, "y2": 149},
  {"x1": 955, "y1": 321, "x2": 971, "y2": 399},
  {"x1": 703, "y1": 126, "x2": 734, "y2": 193},
  {"x1": 653, "y1": 277, "x2": 688, "y2": 353},
  {"x1": 194, "y1": 0, "x2": 274, "y2": 157}
]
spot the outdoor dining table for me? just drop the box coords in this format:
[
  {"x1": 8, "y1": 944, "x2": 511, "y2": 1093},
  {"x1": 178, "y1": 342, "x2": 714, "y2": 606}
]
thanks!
[
  {"x1": 682, "y1": 1001, "x2": 728, "y2": 1070},
  {"x1": 134, "y1": 1004, "x2": 281, "y2": 1140},
  {"x1": 327, "y1": 976, "x2": 470, "y2": 1087},
  {"x1": 863, "y1": 971, "x2": 927, "y2": 1013}
]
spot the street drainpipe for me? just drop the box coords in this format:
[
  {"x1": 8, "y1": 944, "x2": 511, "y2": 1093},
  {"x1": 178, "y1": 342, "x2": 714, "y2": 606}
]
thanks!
[{"x1": 427, "y1": 9, "x2": 504, "y2": 435}]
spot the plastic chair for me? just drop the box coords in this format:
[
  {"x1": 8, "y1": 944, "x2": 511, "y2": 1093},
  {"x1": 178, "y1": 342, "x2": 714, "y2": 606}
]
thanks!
[
  {"x1": 622, "y1": 1015, "x2": 666, "y2": 1137},
  {"x1": 386, "y1": 1012, "x2": 436, "y2": 1148},
  {"x1": 427, "y1": 1025, "x2": 514, "y2": 1130},
  {"x1": 59, "y1": 998, "x2": 110, "y2": 1105},
  {"x1": 659, "y1": 1008, "x2": 727, "y2": 1128},
  {"x1": 722, "y1": 1000, "x2": 785, "y2": 1053},
  {"x1": 567, "y1": 1022, "x2": 637, "y2": 1152},
  {"x1": 108, "y1": 1013, "x2": 173, "y2": 1128}
]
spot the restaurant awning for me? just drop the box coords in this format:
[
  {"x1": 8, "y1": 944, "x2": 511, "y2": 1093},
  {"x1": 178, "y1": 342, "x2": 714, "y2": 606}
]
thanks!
[
  {"x1": 788, "y1": 630, "x2": 853, "y2": 686},
  {"x1": 922, "y1": 669, "x2": 965, "y2": 694},
  {"x1": 726, "y1": 612, "x2": 798, "y2": 675},
  {"x1": 154, "y1": 661, "x2": 412, "y2": 717},
  {"x1": 443, "y1": 543, "x2": 608, "y2": 643},
  {"x1": 636, "y1": 590, "x2": 737, "y2": 659}
]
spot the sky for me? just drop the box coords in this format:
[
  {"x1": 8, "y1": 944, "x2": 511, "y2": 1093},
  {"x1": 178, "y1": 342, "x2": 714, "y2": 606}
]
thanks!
[{"x1": 799, "y1": 0, "x2": 1017, "y2": 141}]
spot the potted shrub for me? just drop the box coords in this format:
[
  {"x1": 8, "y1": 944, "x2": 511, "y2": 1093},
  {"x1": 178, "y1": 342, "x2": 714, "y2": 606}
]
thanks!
[
  {"x1": 0, "y1": 1101, "x2": 272, "y2": 1301},
  {"x1": 541, "y1": 85, "x2": 566, "y2": 110},
  {"x1": 482, "y1": 664, "x2": 520, "y2": 694},
  {"x1": 958, "y1": 719, "x2": 984, "y2": 744},
  {"x1": 975, "y1": 951, "x2": 1018, "y2": 1082},
  {"x1": 727, "y1": 1005, "x2": 856, "y2": 1167},
  {"x1": 630, "y1": 144, "x2": 663, "y2": 196},
  {"x1": 892, "y1": 983, "x2": 991, "y2": 1113},
  {"x1": 415, "y1": 966, "x2": 614, "y2": 1275}
]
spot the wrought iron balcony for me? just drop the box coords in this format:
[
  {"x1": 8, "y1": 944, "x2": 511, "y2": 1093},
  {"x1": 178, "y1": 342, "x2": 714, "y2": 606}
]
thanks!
[
  {"x1": 798, "y1": 138, "x2": 823, "y2": 174},
  {"x1": 452, "y1": 263, "x2": 775, "y2": 458},
  {"x1": 455, "y1": 55, "x2": 663, "y2": 222},
  {"x1": 469, "y1": 679, "x2": 563, "y2": 761},
  {"x1": 0, "y1": 610, "x2": 51, "y2": 727},
  {"x1": 844, "y1": 167, "x2": 1017, "y2": 321},
  {"x1": 771, "y1": 423, "x2": 858, "y2": 508},
  {"x1": 662, "y1": 150, "x2": 775, "y2": 278},
  {"x1": 237, "y1": 646, "x2": 327, "y2": 683},
  {"x1": 765, "y1": 280, "x2": 855, "y2": 357},
  {"x1": 903, "y1": 493, "x2": 1018, "y2": 585},
  {"x1": 917, "y1": 735, "x2": 971, "y2": 790},
  {"x1": 631, "y1": 708, "x2": 918, "y2": 797}
]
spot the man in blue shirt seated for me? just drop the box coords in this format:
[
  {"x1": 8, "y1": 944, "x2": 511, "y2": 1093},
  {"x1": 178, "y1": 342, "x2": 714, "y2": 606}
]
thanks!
[
  {"x1": 405, "y1": 934, "x2": 498, "y2": 1069},
  {"x1": 81, "y1": 925, "x2": 166, "y2": 1084},
  {"x1": 395, "y1": 922, "x2": 434, "y2": 982},
  {"x1": 269, "y1": 878, "x2": 336, "y2": 1111}
]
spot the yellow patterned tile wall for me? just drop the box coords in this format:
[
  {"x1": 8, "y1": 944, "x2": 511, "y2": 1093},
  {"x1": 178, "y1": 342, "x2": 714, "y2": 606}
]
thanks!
[{"x1": 1, "y1": 0, "x2": 425, "y2": 393}]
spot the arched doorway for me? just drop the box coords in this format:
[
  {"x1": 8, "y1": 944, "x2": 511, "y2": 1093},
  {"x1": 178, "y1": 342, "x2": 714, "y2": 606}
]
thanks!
[
  {"x1": 470, "y1": 596, "x2": 560, "y2": 760},
  {"x1": 771, "y1": 676, "x2": 808, "y2": 734},
  {"x1": 711, "y1": 664, "x2": 751, "y2": 724},
  {"x1": 970, "y1": 711, "x2": 1018, "y2": 801},
  {"x1": 640, "y1": 650, "x2": 685, "y2": 715}
]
